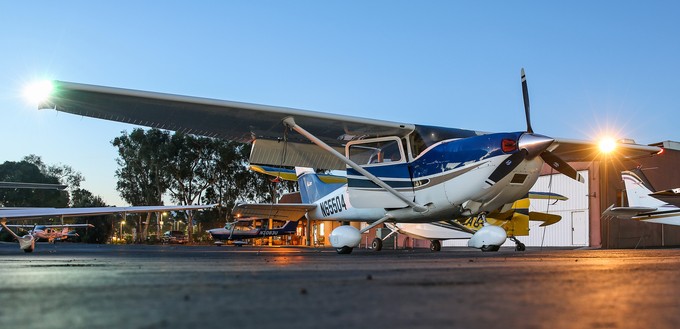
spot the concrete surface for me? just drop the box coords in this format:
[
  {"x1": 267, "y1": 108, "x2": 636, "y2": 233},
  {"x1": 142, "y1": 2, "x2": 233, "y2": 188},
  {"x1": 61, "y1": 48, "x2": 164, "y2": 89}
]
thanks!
[{"x1": 1, "y1": 243, "x2": 680, "y2": 329}]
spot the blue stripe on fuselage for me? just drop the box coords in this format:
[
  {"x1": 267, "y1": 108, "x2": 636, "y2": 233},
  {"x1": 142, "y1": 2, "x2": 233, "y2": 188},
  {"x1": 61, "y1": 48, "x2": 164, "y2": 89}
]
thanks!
[{"x1": 410, "y1": 132, "x2": 523, "y2": 178}]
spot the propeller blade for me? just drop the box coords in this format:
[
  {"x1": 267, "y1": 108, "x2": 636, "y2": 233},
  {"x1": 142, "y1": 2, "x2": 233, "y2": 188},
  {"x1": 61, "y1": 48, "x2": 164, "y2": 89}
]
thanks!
[
  {"x1": 485, "y1": 150, "x2": 527, "y2": 188},
  {"x1": 540, "y1": 151, "x2": 585, "y2": 183},
  {"x1": 521, "y1": 68, "x2": 533, "y2": 133}
]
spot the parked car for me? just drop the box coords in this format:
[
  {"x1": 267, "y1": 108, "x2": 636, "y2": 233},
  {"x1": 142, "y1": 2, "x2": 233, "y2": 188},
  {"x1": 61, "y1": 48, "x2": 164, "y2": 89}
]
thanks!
[{"x1": 161, "y1": 230, "x2": 188, "y2": 244}]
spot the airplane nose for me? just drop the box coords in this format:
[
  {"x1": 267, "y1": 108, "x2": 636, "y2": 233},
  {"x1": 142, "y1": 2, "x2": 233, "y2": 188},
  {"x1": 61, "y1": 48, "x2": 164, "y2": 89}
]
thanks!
[{"x1": 518, "y1": 133, "x2": 555, "y2": 158}]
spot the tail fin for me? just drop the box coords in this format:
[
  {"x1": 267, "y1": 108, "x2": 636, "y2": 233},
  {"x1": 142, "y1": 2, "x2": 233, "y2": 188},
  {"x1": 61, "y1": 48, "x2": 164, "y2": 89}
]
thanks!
[
  {"x1": 296, "y1": 168, "x2": 344, "y2": 203},
  {"x1": 281, "y1": 220, "x2": 299, "y2": 232},
  {"x1": 249, "y1": 165, "x2": 346, "y2": 203},
  {"x1": 622, "y1": 169, "x2": 666, "y2": 208}
]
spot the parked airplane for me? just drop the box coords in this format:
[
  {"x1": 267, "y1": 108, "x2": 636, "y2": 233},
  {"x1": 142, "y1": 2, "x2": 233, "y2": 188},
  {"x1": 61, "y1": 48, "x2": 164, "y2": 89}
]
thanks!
[
  {"x1": 248, "y1": 165, "x2": 565, "y2": 251},
  {"x1": 35, "y1": 69, "x2": 661, "y2": 253},
  {"x1": 1, "y1": 223, "x2": 94, "y2": 243},
  {"x1": 206, "y1": 219, "x2": 298, "y2": 246},
  {"x1": 603, "y1": 168, "x2": 680, "y2": 225},
  {"x1": 0, "y1": 204, "x2": 216, "y2": 252}
]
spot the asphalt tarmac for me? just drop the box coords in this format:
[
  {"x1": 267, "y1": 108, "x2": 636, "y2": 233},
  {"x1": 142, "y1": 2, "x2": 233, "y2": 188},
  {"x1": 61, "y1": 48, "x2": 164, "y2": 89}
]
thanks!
[{"x1": 1, "y1": 243, "x2": 680, "y2": 329}]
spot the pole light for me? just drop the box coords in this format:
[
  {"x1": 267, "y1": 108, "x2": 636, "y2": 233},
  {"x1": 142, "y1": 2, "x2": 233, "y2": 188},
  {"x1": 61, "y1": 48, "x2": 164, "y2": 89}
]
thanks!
[{"x1": 120, "y1": 220, "x2": 126, "y2": 241}]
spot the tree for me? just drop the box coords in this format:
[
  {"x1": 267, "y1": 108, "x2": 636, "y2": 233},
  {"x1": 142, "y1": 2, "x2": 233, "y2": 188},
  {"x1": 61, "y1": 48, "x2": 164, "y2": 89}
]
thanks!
[
  {"x1": 71, "y1": 188, "x2": 114, "y2": 243},
  {"x1": 112, "y1": 128, "x2": 173, "y2": 241},
  {"x1": 166, "y1": 133, "x2": 218, "y2": 242},
  {"x1": 0, "y1": 160, "x2": 69, "y2": 207},
  {"x1": 23, "y1": 154, "x2": 84, "y2": 206}
]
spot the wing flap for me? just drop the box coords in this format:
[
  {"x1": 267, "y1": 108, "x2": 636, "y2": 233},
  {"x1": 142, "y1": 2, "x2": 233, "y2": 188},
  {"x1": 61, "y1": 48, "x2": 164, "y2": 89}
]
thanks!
[{"x1": 232, "y1": 203, "x2": 316, "y2": 221}]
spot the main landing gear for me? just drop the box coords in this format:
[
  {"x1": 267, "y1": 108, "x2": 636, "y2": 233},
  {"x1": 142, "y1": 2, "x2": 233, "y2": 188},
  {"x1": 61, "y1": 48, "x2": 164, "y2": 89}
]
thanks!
[
  {"x1": 371, "y1": 238, "x2": 383, "y2": 251},
  {"x1": 510, "y1": 236, "x2": 526, "y2": 251}
]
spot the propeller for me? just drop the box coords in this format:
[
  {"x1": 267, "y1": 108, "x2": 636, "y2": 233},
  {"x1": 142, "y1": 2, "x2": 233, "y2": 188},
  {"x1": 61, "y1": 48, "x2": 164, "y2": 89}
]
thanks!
[
  {"x1": 521, "y1": 68, "x2": 533, "y2": 134},
  {"x1": 485, "y1": 68, "x2": 584, "y2": 187}
]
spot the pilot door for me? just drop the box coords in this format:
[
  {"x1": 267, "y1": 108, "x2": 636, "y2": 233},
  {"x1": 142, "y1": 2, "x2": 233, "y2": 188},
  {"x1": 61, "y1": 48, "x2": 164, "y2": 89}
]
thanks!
[{"x1": 345, "y1": 137, "x2": 414, "y2": 208}]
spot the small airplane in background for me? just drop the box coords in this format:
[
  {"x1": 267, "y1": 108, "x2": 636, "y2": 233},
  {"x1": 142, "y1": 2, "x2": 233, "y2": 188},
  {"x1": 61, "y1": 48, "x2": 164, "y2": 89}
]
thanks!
[
  {"x1": 603, "y1": 168, "x2": 680, "y2": 225},
  {"x1": 0, "y1": 204, "x2": 217, "y2": 252},
  {"x1": 1, "y1": 223, "x2": 94, "y2": 243},
  {"x1": 35, "y1": 69, "x2": 661, "y2": 253},
  {"x1": 206, "y1": 219, "x2": 299, "y2": 246}
]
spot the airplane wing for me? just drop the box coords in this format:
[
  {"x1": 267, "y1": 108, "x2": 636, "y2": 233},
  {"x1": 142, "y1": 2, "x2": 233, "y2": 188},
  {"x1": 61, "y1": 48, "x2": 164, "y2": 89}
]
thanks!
[
  {"x1": 41, "y1": 81, "x2": 414, "y2": 147},
  {"x1": 40, "y1": 81, "x2": 661, "y2": 167},
  {"x1": 4, "y1": 224, "x2": 94, "y2": 228},
  {"x1": 0, "y1": 182, "x2": 68, "y2": 190},
  {"x1": 602, "y1": 205, "x2": 657, "y2": 219},
  {"x1": 232, "y1": 203, "x2": 316, "y2": 221},
  {"x1": 552, "y1": 138, "x2": 660, "y2": 162},
  {"x1": 0, "y1": 204, "x2": 217, "y2": 222}
]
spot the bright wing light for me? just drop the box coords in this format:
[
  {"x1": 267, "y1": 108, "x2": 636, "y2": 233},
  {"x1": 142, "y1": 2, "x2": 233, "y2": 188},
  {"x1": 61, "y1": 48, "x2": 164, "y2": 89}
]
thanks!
[
  {"x1": 23, "y1": 80, "x2": 54, "y2": 105},
  {"x1": 598, "y1": 137, "x2": 617, "y2": 154}
]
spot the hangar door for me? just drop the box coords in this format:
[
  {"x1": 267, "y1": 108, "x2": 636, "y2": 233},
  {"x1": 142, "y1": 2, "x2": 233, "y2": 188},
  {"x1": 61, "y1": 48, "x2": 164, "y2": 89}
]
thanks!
[{"x1": 443, "y1": 170, "x2": 590, "y2": 248}]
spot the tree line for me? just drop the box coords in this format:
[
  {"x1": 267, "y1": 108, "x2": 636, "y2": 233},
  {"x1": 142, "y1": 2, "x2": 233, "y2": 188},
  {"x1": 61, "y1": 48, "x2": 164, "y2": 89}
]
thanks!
[{"x1": 1, "y1": 128, "x2": 294, "y2": 243}]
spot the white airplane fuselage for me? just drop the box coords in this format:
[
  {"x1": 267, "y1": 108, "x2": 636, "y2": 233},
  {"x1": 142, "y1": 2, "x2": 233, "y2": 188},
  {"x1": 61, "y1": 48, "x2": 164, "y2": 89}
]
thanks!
[{"x1": 305, "y1": 153, "x2": 543, "y2": 224}]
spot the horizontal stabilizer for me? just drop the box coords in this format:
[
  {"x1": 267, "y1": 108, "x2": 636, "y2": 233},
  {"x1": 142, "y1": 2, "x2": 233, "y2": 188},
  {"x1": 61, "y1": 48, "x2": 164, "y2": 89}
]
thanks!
[
  {"x1": 528, "y1": 212, "x2": 562, "y2": 227},
  {"x1": 650, "y1": 188, "x2": 680, "y2": 197},
  {"x1": 602, "y1": 205, "x2": 657, "y2": 219}
]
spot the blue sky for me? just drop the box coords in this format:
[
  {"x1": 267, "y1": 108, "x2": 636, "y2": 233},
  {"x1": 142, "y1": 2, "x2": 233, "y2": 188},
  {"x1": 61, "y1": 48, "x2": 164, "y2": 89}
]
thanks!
[{"x1": 2, "y1": 1, "x2": 679, "y2": 206}]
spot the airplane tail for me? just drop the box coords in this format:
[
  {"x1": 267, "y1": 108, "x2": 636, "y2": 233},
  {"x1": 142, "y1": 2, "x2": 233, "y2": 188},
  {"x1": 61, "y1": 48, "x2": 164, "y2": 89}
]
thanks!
[
  {"x1": 295, "y1": 168, "x2": 346, "y2": 204},
  {"x1": 250, "y1": 165, "x2": 346, "y2": 204},
  {"x1": 281, "y1": 220, "x2": 299, "y2": 233},
  {"x1": 622, "y1": 168, "x2": 666, "y2": 208}
]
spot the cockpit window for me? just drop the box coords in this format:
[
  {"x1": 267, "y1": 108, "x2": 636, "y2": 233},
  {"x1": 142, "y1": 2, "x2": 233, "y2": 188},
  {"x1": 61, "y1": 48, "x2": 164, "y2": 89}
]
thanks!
[
  {"x1": 348, "y1": 138, "x2": 403, "y2": 165},
  {"x1": 410, "y1": 125, "x2": 479, "y2": 158}
]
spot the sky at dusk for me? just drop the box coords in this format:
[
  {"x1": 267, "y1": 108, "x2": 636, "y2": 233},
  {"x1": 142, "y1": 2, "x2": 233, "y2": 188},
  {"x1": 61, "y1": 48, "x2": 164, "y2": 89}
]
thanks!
[{"x1": 1, "y1": 1, "x2": 679, "y2": 206}]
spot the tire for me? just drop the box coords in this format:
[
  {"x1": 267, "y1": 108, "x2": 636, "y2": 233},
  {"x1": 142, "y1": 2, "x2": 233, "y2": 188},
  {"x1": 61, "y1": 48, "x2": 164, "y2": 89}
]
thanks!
[
  {"x1": 371, "y1": 238, "x2": 383, "y2": 251},
  {"x1": 481, "y1": 245, "x2": 500, "y2": 252},
  {"x1": 336, "y1": 246, "x2": 353, "y2": 254},
  {"x1": 515, "y1": 243, "x2": 526, "y2": 251},
  {"x1": 430, "y1": 240, "x2": 442, "y2": 252}
]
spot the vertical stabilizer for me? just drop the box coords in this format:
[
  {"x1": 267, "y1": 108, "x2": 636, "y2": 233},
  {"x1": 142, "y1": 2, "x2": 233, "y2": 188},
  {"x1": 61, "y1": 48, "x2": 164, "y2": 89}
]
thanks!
[
  {"x1": 281, "y1": 220, "x2": 299, "y2": 232},
  {"x1": 296, "y1": 169, "x2": 344, "y2": 204},
  {"x1": 622, "y1": 170, "x2": 666, "y2": 208}
]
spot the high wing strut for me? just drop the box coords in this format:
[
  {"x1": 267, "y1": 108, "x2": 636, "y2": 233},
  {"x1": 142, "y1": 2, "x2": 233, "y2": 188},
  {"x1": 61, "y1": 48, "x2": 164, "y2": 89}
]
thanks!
[
  {"x1": 282, "y1": 117, "x2": 427, "y2": 213},
  {"x1": 359, "y1": 215, "x2": 393, "y2": 234}
]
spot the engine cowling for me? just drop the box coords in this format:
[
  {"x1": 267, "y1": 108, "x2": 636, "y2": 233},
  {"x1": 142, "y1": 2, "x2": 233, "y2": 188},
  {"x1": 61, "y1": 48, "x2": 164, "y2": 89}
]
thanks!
[
  {"x1": 467, "y1": 225, "x2": 507, "y2": 249},
  {"x1": 329, "y1": 225, "x2": 361, "y2": 249}
]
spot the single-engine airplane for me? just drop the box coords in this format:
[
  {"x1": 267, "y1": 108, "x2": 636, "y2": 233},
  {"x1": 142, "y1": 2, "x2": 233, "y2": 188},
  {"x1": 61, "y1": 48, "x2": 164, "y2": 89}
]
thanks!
[
  {"x1": 247, "y1": 165, "x2": 565, "y2": 251},
  {"x1": 0, "y1": 204, "x2": 216, "y2": 252},
  {"x1": 603, "y1": 168, "x2": 680, "y2": 225},
  {"x1": 1, "y1": 223, "x2": 94, "y2": 243},
  {"x1": 35, "y1": 69, "x2": 661, "y2": 253},
  {"x1": 206, "y1": 219, "x2": 298, "y2": 246}
]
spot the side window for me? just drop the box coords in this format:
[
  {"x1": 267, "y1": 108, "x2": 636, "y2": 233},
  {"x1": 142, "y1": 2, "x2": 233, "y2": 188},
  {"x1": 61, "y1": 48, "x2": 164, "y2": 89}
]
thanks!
[{"x1": 348, "y1": 138, "x2": 403, "y2": 165}]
